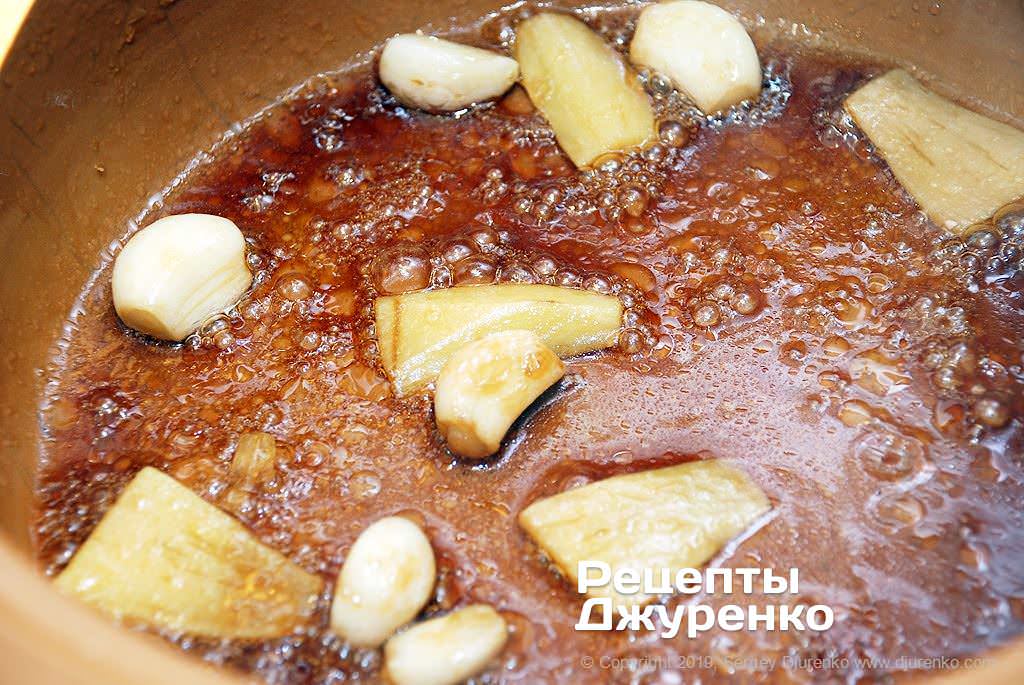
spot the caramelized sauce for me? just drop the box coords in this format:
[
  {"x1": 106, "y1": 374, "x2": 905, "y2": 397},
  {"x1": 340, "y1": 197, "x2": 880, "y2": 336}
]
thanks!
[{"x1": 34, "y1": 5, "x2": 1024, "y2": 683}]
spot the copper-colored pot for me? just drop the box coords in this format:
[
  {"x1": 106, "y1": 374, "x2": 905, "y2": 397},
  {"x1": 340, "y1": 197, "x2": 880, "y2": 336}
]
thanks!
[{"x1": 1, "y1": 1, "x2": 1022, "y2": 683}]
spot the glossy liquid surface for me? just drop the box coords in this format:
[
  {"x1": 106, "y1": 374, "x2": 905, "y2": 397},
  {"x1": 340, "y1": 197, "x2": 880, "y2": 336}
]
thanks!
[{"x1": 35, "y1": 5, "x2": 1024, "y2": 684}]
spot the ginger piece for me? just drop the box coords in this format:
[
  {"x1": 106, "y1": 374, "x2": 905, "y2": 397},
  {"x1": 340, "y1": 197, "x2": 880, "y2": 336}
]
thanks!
[
  {"x1": 55, "y1": 467, "x2": 322, "y2": 638},
  {"x1": 845, "y1": 70, "x2": 1024, "y2": 233},
  {"x1": 519, "y1": 460, "x2": 771, "y2": 607},
  {"x1": 374, "y1": 284, "x2": 622, "y2": 396},
  {"x1": 515, "y1": 12, "x2": 656, "y2": 167}
]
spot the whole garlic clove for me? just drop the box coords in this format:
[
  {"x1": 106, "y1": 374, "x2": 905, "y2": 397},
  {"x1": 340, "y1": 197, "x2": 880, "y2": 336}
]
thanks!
[
  {"x1": 379, "y1": 34, "x2": 519, "y2": 112},
  {"x1": 630, "y1": 0, "x2": 761, "y2": 114},
  {"x1": 329, "y1": 516, "x2": 436, "y2": 648},
  {"x1": 384, "y1": 604, "x2": 508, "y2": 685},
  {"x1": 434, "y1": 330, "x2": 565, "y2": 459},
  {"x1": 112, "y1": 214, "x2": 252, "y2": 341}
]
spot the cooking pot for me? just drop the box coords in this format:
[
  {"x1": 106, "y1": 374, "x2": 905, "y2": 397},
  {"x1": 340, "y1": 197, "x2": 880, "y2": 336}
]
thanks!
[{"x1": 1, "y1": 1, "x2": 1022, "y2": 683}]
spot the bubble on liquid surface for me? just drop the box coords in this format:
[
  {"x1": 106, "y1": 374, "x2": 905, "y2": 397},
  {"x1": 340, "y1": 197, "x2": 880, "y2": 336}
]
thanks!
[
  {"x1": 730, "y1": 288, "x2": 761, "y2": 315},
  {"x1": 973, "y1": 396, "x2": 1010, "y2": 428},
  {"x1": 452, "y1": 255, "x2": 497, "y2": 285},
  {"x1": 871, "y1": 491, "x2": 926, "y2": 534},
  {"x1": 349, "y1": 470, "x2": 382, "y2": 498},
  {"x1": 855, "y1": 429, "x2": 927, "y2": 481},
  {"x1": 442, "y1": 239, "x2": 475, "y2": 264},
  {"x1": 657, "y1": 120, "x2": 689, "y2": 147},
  {"x1": 692, "y1": 302, "x2": 721, "y2": 328},
  {"x1": 276, "y1": 274, "x2": 312, "y2": 301},
  {"x1": 371, "y1": 244, "x2": 431, "y2": 294}
]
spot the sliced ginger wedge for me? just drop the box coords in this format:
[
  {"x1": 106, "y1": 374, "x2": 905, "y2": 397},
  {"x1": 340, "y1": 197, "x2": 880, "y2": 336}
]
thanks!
[
  {"x1": 515, "y1": 13, "x2": 656, "y2": 167},
  {"x1": 519, "y1": 460, "x2": 771, "y2": 608},
  {"x1": 375, "y1": 284, "x2": 623, "y2": 396},
  {"x1": 845, "y1": 70, "x2": 1024, "y2": 233},
  {"x1": 55, "y1": 467, "x2": 323, "y2": 638}
]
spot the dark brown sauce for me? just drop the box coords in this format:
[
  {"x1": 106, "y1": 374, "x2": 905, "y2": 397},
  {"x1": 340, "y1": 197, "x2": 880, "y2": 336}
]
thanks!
[{"x1": 34, "y1": 4, "x2": 1024, "y2": 684}]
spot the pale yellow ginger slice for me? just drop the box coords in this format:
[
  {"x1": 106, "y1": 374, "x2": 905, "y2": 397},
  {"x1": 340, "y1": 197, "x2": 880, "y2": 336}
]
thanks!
[
  {"x1": 223, "y1": 431, "x2": 278, "y2": 510},
  {"x1": 374, "y1": 284, "x2": 622, "y2": 396},
  {"x1": 845, "y1": 70, "x2": 1024, "y2": 233},
  {"x1": 229, "y1": 431, "x2": 277, "y2": 486},
  {"x1": 515, "y1": 12, "x2": 656, "y2": 167},
  {"x1": 55, "y1": 467, "x2": 323, "y2": 638},
  {"x1": 518, "y1": 460, "x2": 771, "y2": 607}
]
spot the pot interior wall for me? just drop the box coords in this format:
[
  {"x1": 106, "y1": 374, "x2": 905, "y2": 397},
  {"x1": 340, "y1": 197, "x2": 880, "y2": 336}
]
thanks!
[
  {"x1": 0, "y1": 2, "x2": 1023, "y2": 684},
  {"x1": 0, "y1": 0, "x2": 1021, "y2": 571}
]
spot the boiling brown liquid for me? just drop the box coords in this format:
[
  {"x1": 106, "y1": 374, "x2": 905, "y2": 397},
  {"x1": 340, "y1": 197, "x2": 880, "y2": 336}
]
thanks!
[{"x1": 33, "y1": 5, "x2": 1024, "y2": 684}]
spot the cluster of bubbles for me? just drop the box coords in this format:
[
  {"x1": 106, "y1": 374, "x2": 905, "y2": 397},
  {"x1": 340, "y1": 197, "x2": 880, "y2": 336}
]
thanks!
[
  {"x1": 640, "y1": 60, "x2": 793, "y2": 130},
  {"x1": 789, "y1": 280, "x2": 873, "y2": 334},
  {"x1": 930, "y1": 201, "x2": 1024, "y2": 291},
  {"x1": 311, "y1": 106, "x2": 353, "y2": 153},
  {"x1": 325, "y1": 162, "x2": 367, "y2": 190},
  {"x1": 168, "y1": 610, "x2": 382, "y2": 684},
  {"x1": 921, "y1": 337, "x2": 1015, "y2": 436},
  {"x1": 475, "y1": 167, "x2": 511, "y2": 204},
  {"x1": 243, "y1": 170, "x2": 298, "y2": 214},
  {"x1": 805, "y1": 70, "x2": 877, "y2": 158},
  {"x1": 37, "y1": 465, "x2": 130, "y2": 576},
  {"x1": 872, "y1": 281, "x2": 1022, "y2": 439},
  {"x1": 501, "y1": 117, "x2": 693, "y2": 231},
  {"x1": 674, "y1": 277, "x2": 765, "y2": 332},
  {"x1": 811, "y1": 102, "x2": 875, "y2": 163},
  {"x1": 367, "y1": 228, "x2": 513, "y2": 293},
  {"x1": 342, "y1": 165, "x2": 435, "y2": 236},
  {"x1": 904, "y1": 291, "x2": 970, "y2": 340},
  {"x1": 192, "y1": 315, "x2": 239, "y2": 352},
  {"x1": 187, "y1": 251, "x2": 276, "y2": 353},
  {"x1": 189, "y1": 247, "x2": 355, "y2": 357},
  {"x1": 812, "y1": 105, "x2": 864, "y2": 152}
]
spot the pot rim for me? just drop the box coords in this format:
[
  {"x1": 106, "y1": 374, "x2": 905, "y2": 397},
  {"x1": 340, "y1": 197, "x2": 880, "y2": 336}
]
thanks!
[
  {"x1": 2, "y1": 1, "x2": 1023, "y2": 682},
  {"x1": 3, "y1": 531, "x2": 1023, "y2": 683}
]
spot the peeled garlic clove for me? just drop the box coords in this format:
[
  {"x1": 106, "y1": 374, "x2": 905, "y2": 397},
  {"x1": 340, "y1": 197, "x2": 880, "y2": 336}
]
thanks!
[
  {"x1": 435, "y1": 330, "x2": 565, "y2": 459},
  {"x1": 330, "y1": 516, "x2": 436, "y2": 647},
  {"x1": 112, "y1": 213, "x2": 252, "y2": 341},
  {"x1": 630, "y1": 0, "x2": 761, "y2": 114},
  {"x1": 379, "y1": 34, "x2": 519, "y2": 112},
  {"x1": 384, "y1": 604, "x2": 508, "y2": 685},
  {"x1": 515, "y1": 12, "x2": 655, "y2": 167}
]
